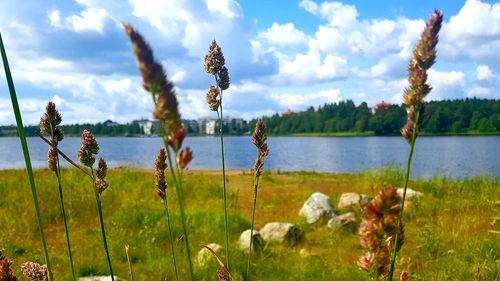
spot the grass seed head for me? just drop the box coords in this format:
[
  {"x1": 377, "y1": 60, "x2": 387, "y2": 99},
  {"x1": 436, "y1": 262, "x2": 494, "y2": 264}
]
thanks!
[
  {"x1": 20, "y1": 262, "x2": 47, "y2": 281},
  {"x1": 95, "y1": 158, "x2": 109, "y2": 194},
  {"x1": 177, "y1": 147, "x2": 193, "y2": 170},
  {"x1": 78, "y1": 129, "x2": 99, "y2": 167},
  {"x1": 206, "y1": 86, "x2": 220, "y2": 111},
  {"x1": 167, "y1": 127, "x2": 185, "y2": 152},
  {"x1": 154, "y1": 148, "x2": 167, "y2": 199},
  {"x1": 217, "y1": 66, "x2": 230, "y2": 90},
  {"x1": 204, "y1": 40, "x2": 225, "y2": 76},
  {"x1": 47, "y1": 141, "x2": 57, "y2": 172},
  {"x1": 0, "y1": 252, "x2": 18, "y2": 281},
  {"x1": 39, "y1": 102, "x2": 61, "y2": 134},
  {"x1": 252, "y1": 119, "x2": 269, "y2": 177}
]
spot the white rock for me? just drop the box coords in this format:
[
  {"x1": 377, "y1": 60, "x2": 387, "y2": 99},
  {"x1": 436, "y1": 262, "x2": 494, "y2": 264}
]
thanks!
[
  {"x1": 397, "y1": 188, "x2": 423, "y2": 201},
  {"x1": 238, "y1": 229, "x2": 264, "y2": 252},
  {"x1": 299, "y1": 192, "x2": 335, "y2": 224},
  {"x1": 196, "y1": 243, "x2": 223, "y2": 267},
  {"x1": 260, "y1": 222, "x2": 303, "y2": 247},
  {"x1": 337, "y1": 193, "x2": 371, "y2": 211},
  {"x1": 327, "y1": 212, "x2": 358, "y2": 233}
]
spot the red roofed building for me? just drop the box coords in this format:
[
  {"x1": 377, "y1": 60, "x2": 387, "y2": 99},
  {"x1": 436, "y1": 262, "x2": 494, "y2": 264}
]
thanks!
[
  {"x1": 373, "y1": 100, "x2": 392, "y2": 110},
  {"x1": 282, "y1": 108, "x2": 294, "y2": 117}
]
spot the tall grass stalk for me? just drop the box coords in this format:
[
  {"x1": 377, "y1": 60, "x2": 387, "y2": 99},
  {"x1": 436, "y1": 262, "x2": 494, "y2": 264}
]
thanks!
[
  {"x1": 246, "y1": 176, "x2": 260, "y2": 281},
  {"x1": 204, "y1": 40, "x2": 231, "y2": 269},
  {"x1": 90, "y1": 169, "x2": 115, "y2": 281},
  {"x1": 387, "y1": 10, "x2": 443, "y2": 280},
  {"x1": 388, "y1": 111, "x2": 419, "y2": 281},
  {"x1": 216, "y1": 93, "x2": 230, "y2": 270},
  {"x1": 246, "y1": 119, "x2": 269, "y2": 281},
  {"x1": 162, "y1": 198, "x2": 179, "y2": 281},
  {"x1": 125, "y1": 245, "x2": 135, "y2": 281},
  {"x1": 54, "y1": 155, "x2": 76, "y2": 281},
  {"x1": 0, "y1": 32, "x2": 54, "y2": 281}
]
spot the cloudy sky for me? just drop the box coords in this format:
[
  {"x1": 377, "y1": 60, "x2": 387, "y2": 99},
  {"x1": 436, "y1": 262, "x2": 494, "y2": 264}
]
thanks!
[{"x1": 0, "y1": 0, "x2": 499, "y2": 125}]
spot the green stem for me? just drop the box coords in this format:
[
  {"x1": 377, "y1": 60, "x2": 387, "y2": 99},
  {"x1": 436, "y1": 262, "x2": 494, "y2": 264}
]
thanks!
[
  {"x1": 0, "y1": 32, "x2": 54, "y2": 281},
  {"x1": 388, "y1": 110, "x2": 420, "y2": 281},
  {"x1": 216, "y1": 77, "x2": 230, "y2": 270},
  {"x1": 91, "y1": 170, "x2": 115, "y2": 281},
  {"x1": 151, "y1": 93, "x2": 195, "y2": 280},
  {"x1": 55, "y1": 156, "x2": 76, "y2": 281},
  {"x1": 246, "y1": 175, "x2": 260, "y2": 281},
  {"x1": 163, "y1": 198, "x2": 179, "y2": 281}
]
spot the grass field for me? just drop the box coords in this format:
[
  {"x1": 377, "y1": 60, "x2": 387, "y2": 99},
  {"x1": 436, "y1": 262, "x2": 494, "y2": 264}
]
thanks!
[{"x1": 0, "y1": 167, "x2": 499, "y2": 280}]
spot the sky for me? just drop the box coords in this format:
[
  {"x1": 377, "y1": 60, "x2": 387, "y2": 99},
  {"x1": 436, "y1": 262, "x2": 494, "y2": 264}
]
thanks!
[{"x1": 0, "y1": 0, "x2": 499, "y2": 125}]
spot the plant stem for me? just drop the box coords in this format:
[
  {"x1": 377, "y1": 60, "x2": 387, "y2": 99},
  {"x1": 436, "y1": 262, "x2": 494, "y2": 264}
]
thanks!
[
  {"x1": 246, "y1": 175, "x2": 260, "y2": 281},
  {"x1": 125, "y1": 245, "x2": 135, "y2": 281},
  {"x1": 151, "y1": 93, "x2": 195, "y2": 280},
  {"x1": 91, "y1": 169, "x2": 115, "y2": 281},
  {"x1": 0, "y1": 32, "x2": 54, "y2": 281},
  {"x1": 388, "y1": 110, "x2": 420, "y2": 281},
  {"x1": 163, "y1": 198, "x2": 179, "y2": 281},
  {"x1": 216, "y1": 77, "x2": 231, "y2": 270},
  {"x1": 55, "y1": 157, "x2": 76, "y2": 281}
]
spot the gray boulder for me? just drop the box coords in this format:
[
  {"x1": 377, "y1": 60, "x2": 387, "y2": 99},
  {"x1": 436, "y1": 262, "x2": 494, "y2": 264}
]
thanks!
[
  {"x1": 299, "y1": 192, "x2": 335, "y2": 224},
  {"x1": 260, "y1": 222, "x2": 303, "y2": 247},
  {"x1": 327, "y1": 212, "x2": 358, "y2": 233},
  {"x1": 397, "y1": 188, "x2": 423, "y2": 200},
  {"x1": 238, "y1": 229, "x2": 264, "y2": 253},
  {"x1": 337, "y1": 193, "x2": 371, "y2": 211}
]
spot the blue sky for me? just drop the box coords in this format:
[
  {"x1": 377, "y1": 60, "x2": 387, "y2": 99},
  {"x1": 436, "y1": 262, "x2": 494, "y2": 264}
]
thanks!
[{"x1": 0, "y1": 0, "x2": 499, "y2": 125}]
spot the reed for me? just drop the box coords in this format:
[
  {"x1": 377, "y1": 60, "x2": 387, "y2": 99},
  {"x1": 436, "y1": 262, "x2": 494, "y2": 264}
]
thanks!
[
  {"x1": 78, "y1": 130, "x2": 115, "y2": 281},
  {"x1": 388, "y1": 10, "x2": 443, "y2": 281},
  {"x1": 155, "y1": 148, "x2": 179, "y2": 281},
  {"x1": 246, "y1": 119, "x2": 269, "y2": 280},
  {"x1": 39, "y1": 102, "x2": 76, "y2": 281},
  {"x1": 124, "y1": 24, "x2": 195, "y2": 280},
  {"x1": 204, "y1": 40, "x2": 232, "y2": 269},
  {"x1": 0, "y1": 32, "x2": 53, "y2": 281}
]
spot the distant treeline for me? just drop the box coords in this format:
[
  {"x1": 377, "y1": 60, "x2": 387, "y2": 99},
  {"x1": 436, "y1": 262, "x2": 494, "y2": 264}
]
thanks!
[
  {"x1": 0, "y1": 123, "x2": 143, "y2": 137},
  {"x1": 248, "y1": 98, "x2": 500, "y2": 136},
  {"x1": 1, "y1": 98, "x2": 499, "y2": 137}
]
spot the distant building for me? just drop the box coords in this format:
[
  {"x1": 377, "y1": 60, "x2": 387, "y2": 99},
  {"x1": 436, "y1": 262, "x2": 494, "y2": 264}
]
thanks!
[
  {"x1": 372, "y1": 101, "x2": 392, "y2": 113},
  {"x1": 103, "y1": 119, "x2": 119, "y2": 126},
  {"x1": 182, "y1": 119, "x2": 199, "y2": 134},
  {"x1": 197, "y1": 118, "x2": 218, "y2": 135},
  {"x1": 133, "y1": 119, "x2": 159, "y2": 136},
  {"x1": 282, "y1": 109, "x2": 293, "y2": 117}
]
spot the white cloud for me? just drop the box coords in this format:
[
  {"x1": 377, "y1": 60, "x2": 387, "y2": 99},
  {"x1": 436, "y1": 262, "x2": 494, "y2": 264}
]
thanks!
[
  {"x1": 467, "y1": 86, "x2": 493, "y2": 98},
  {"x1": 299, "y1": 0, "x2": 358, "y2": 28},
  {"x1": 257, "y1": 22, "x2": 308, "y2": 46},
  {"x1": 440, "y1": 0, "x2": 500, "y2": 64},
  {"x1": 206, "y1": 0, "x2": 241, "y2": 19},
  {"x1": 476, "y1": 65, "x2": 494, "y2": 81},
  {"x1": 48, "y1": 8, "x2": 107, "y2": 33},
  {"x1": 426, "y1": 69, "x2": 466, "y2": 100},
  {"x1": 271, "y1": 88, "x2": 342, "y2": 110}
]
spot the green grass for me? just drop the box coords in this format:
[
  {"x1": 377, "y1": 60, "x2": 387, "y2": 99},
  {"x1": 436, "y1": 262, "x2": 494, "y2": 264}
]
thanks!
[{"x1": 0, "y1": 167, "x2": 498, "y2": 280}]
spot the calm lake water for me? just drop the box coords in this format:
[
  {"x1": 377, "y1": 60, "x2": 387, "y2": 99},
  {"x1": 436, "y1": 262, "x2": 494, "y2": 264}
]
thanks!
[{"x1": 0, "y1": 136, "x2": 499, "y2": 178}]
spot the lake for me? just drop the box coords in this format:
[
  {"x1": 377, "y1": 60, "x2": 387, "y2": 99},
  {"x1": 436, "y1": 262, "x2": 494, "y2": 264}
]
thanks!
[{"x1": 0, "y1": 136, "x2": 499, "y2": 178}]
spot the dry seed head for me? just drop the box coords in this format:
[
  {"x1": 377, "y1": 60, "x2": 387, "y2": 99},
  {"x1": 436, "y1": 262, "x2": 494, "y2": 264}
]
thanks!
[
  {"x1": 154, "y1": 148, "x2": 167, "y2": 199},
  {"x1": 358, "y1": 185, "x2": 404, "y2": 276},
  {"x1": 39, "y1": 102, "x2": 62, "y2": 134},
  {"x1": 399, "y1": 271, "x2": 409, "y2": 281},
  {"x1": 124, "y1": 24, "x2": 182, "y2": 133},
  {"x1": 204, "y1": 40, "x2": 225, "y2": 75},
  {"x1": 78, "y1": 129, "x2": 99, "y2": 167},
  {"x1": 217, "y1": 267, "x2": 232, "y2": 281},
  {"x1": 20, "y1": 262, "x2": 47, "y2": 281},
  {"x1": 177, "y1": 147, "x2": 193, "y2": 170},
  {"x1": 124, "y1": 24, "x2": 167, "y2": 92},
  {"x1": 252, "y1": 119, "x2": 267, "y2": 148},
  {"x1": 206, "y1": 86, "x2": 220, "y2": 111},
  {"x1": 95, "y1": 158, "x2": 109, "y2": 194},
  {"x1": 48, "y1": 144, "x2": 57, "y2": 172},
  {"x1": 217, "y1": 66, "x2": 230, "y2": 90},
  {"x1": 0, "y1": 252, "x2": 18, "y2": 281}
]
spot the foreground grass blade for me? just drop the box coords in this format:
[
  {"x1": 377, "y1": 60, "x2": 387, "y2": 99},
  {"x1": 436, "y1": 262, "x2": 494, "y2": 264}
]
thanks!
[{"x1": 0, "y1": 32, "x2": 54, "y2": 280}]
